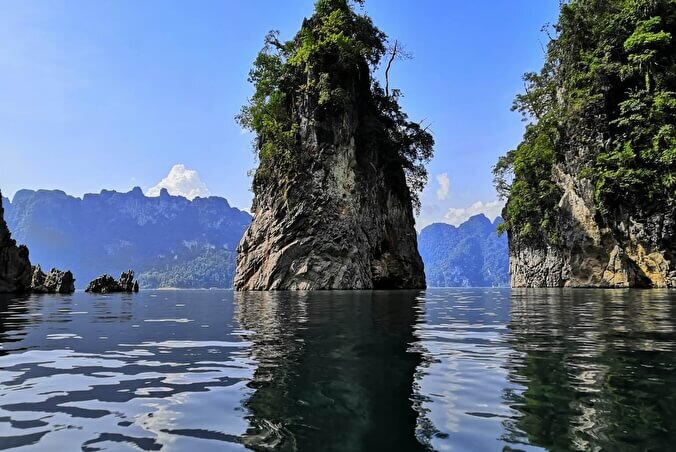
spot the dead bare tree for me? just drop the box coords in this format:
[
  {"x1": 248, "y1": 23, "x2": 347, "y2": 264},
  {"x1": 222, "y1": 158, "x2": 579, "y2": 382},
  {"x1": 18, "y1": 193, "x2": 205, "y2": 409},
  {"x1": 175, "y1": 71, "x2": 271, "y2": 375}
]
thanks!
[{"x1": 384, "y1": 40, "x2": 412, "y2": 97}]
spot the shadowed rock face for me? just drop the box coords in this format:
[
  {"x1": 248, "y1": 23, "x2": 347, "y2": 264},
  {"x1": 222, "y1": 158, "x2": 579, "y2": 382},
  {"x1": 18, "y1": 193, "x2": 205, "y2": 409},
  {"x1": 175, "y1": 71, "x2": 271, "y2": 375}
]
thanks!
[
  {"x1": 86, "y1": 270, "x2": 139, "y2": 294},
  {"x1": 0, "y1": 194, "x2": 32, "y2": 293}
]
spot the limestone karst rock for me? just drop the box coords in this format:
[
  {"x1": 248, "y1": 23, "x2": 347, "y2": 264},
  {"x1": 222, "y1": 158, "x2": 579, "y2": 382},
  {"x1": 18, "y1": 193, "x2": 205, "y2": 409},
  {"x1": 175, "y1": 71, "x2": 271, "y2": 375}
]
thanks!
[
  {"x1": 495, "y1": 1, "x2": 675, "y2": 288},
  {"x1": 86, "y1": 270, "x2": 139, "y2": 294},
  {"x1": 0, "y1": 193, "x2": 32, "y2": 293},
  {"x1": 234, "y1": 1, "x2": 431, "y2": 290},
  {"x1": 31, "y1": 265, "x2": 75, "y2": 294}
]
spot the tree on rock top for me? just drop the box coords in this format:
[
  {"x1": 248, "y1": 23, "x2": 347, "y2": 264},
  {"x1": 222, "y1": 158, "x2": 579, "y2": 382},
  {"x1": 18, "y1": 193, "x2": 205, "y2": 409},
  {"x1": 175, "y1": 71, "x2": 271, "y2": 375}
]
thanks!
[{"x1": 237, "y1": 0, "x2": 434, "y2": 213}]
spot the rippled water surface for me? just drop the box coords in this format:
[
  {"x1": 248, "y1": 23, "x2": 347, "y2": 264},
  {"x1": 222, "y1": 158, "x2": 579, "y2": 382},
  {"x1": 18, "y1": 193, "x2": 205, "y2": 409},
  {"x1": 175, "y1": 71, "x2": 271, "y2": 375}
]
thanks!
[{"x1": 0, "y1": 289, "x2": 675, "y2": 451}]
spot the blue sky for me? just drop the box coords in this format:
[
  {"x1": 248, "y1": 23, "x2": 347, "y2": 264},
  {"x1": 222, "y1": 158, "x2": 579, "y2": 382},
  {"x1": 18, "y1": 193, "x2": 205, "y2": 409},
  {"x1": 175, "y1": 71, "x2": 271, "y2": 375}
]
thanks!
[{"x1": 0, "y1": 0, "x2": 559, "y2": 227}]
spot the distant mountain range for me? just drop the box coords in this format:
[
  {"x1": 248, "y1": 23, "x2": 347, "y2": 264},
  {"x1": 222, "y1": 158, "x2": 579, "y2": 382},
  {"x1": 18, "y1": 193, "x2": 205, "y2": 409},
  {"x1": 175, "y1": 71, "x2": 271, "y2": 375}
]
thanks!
[
  {"x1": 2, "y1": 189, "x2": 508, "y2": 288},
  {"x1": 418, "y1": 214, "x2": 509, "y2": 287},
  {"x1": 3, "y1": 188, "x2": 251, "y2": 289}
]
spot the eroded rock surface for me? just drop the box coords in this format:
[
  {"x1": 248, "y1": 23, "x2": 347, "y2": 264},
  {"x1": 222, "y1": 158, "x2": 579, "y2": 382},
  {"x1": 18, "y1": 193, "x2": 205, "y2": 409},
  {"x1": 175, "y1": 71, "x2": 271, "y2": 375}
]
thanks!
[
  {"x1": 510, "y1": 164, "x2": 675, "y2": 288},
  {"x1": 234, "y1": 5, "x2": 427, "y2": 290},
  {"x1": 31, "y1": 264, "x2": 75, "y2": 294}
]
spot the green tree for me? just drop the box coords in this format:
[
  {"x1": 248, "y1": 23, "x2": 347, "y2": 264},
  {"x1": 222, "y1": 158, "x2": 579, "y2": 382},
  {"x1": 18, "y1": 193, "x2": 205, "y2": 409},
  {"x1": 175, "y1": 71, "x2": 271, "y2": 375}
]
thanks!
[{"x1": 237, "y1": 0, "x2": 434, "y2": 213}]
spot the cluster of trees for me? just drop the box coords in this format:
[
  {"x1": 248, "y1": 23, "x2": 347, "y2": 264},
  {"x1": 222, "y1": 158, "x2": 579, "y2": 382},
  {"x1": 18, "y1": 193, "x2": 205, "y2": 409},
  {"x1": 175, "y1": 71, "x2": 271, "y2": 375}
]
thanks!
[
  {"x1": 237, "y1": 0, "x2": 433, "y2": 212},
  {"x1": 494, "y1": 0, "x2": 676, "y2": 243}
]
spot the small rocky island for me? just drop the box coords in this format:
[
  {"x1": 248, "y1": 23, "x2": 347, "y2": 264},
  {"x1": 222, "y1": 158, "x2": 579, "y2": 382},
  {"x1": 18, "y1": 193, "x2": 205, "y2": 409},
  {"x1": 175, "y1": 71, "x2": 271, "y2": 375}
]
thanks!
[
  {"x1": 31, "y1": 265, "x2": 75, "y2": 294},
  {"x1": 86, "y1": 270, "x2": 139, "y2": 294},
  {"x1": 494, "y1": 1, "x2": 675, "y2": 287},
  {"x1": 0, "y1": 193, "x2": 74, "y2": 293},
  {"x1": 234, "y1": 0, "x2": 434, "y2": 290}
]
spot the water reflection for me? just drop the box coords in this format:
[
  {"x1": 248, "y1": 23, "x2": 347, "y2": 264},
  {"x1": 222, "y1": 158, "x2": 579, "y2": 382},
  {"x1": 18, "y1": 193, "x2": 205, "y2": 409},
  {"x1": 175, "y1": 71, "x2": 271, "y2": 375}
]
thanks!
[
  {"x1": 0, "y1": 291, "x2": 254, "y2": 450},
  {"x1": 0, "y1": 294, "x2": 33, "y2": 356},
  {"x1": 1, "y1": 289, "x2": 675, "y2": 451},
  {"x1": 411, "y1": 288, "x2": 514, "y2": 451},
  {"x1": 235, "y1": 291, "x2": 426, "y2": 451},
  {"x1": 505, "y1": 289, "x2": 676, "y2": 451}
]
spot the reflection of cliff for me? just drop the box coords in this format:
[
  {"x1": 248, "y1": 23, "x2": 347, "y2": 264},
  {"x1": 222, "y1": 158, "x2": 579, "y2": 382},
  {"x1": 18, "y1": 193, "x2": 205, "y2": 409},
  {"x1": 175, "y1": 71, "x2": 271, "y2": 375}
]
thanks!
[
  {"x1": 504, "y1": 289, "x2": 676, "y2": 450},
  {"x1": 0, "y1": 294, "x2": 32, "y2": 356},
  {"x1": 235, "y1": 291, "x2": 426, "y2": 451}
]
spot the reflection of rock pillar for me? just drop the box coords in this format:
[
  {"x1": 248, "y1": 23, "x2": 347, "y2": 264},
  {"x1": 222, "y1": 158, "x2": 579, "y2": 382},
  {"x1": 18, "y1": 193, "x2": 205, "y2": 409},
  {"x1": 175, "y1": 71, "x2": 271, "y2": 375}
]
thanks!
[
  {"x1": 503, "y1": 290, "x2": 586, "y2": 450},
  {"x1": 235, "y1": 291, "x2": 426, "y2": 451},
  {"x1": 0, "y1": 294, "x2": 32, "y2": 355},
  {"x1": 235, "y1": 291, "x2": 309, "y2": 450},
  {"x1": 504, "y1": 289, "x2": 676, "y2": 450}
]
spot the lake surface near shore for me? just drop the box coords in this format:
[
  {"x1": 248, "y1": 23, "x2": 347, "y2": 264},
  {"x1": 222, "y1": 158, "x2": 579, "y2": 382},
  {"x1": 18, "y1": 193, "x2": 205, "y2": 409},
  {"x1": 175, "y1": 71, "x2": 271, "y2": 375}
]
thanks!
[{"x1": 0, "y1": 288, "x2": 675, "y2": 451}]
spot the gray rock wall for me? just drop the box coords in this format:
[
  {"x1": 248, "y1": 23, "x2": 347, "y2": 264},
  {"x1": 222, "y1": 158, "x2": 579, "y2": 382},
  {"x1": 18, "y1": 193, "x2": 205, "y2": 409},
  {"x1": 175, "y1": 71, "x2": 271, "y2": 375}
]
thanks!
[
  {"x1": 235, "y1": 69, "x2": 425, "y2": 290},
  {"x1": 510, "y1": 164, "x2": 676, "y2": 288}
]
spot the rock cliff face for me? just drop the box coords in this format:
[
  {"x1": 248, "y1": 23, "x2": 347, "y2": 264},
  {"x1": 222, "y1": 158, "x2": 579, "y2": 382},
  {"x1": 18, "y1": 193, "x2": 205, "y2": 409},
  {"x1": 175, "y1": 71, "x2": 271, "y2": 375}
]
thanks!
[
  {"x1": 509, "y1": 165, "x2": 675, "y2": 288},
  {"x1": 0, "y1": 193, "x2": 32, "y2": 293},
  {"x1": 497, "y1": 1, "x2": 675, "y2": 288},
  {"x1": 234, "y1": 5, "x2": 428, "y2": 290},
  {"x1": 235, "y1": 115, "x2": 425, "y2": 290}
]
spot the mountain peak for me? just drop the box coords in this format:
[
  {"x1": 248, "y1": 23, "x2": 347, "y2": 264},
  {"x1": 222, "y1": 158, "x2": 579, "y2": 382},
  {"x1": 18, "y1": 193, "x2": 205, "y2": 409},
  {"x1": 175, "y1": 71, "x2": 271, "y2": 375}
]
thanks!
[{"x1": 465, "y1": 213, "x2": 491, "y2": 225}]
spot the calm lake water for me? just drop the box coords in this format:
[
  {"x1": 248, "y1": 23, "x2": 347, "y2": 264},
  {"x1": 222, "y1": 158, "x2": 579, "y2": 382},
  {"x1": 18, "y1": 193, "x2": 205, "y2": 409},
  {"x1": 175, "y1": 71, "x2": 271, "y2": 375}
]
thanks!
[{"x1": 0, "y1": 289, "x2": 675, "y2": 451}]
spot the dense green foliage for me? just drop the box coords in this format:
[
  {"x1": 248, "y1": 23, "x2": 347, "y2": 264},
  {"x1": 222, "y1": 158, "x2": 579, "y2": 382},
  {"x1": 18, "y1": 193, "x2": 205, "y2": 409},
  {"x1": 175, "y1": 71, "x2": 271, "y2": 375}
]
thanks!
[
  {"x1": 139, "y1": 248, "x2": 238, "y2": 289},
  {"x1": 494, "y1": 0, "x2": 676, "y2": 242},
  {"x1": 237, "y1": 0, "x2": 433, "y2": 211}
]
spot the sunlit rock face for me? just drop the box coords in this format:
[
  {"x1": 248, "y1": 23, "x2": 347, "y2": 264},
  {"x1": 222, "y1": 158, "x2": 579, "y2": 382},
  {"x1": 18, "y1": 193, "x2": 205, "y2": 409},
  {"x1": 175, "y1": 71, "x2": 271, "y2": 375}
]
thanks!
[
  {"x1": 234, "y1": 114, "x2": 427, "y2": 290},
  {"x1": 510, "y1": 164, "x2": 676, "y2": 288},
  {"x1": 30, "y1": 265, "x2": 75, "y2": 294},
  {"x1": 0, "y1": 194, "x2": 32, "y2": 293}
]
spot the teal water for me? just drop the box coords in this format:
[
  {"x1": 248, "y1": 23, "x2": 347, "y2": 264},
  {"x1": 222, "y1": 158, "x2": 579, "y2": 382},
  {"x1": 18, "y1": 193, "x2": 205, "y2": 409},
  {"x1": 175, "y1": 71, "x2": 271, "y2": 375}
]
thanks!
[{"x1": 0, "y1": 289, "x2": 675, "y2": 451}]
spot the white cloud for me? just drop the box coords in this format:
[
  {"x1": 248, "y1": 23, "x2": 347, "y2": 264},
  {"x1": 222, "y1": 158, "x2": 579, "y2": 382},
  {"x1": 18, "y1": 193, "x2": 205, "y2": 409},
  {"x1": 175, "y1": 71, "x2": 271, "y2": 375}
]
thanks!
[
  {"x1": 146, "y1": 164, "x2": 210, "y2": 200},
  {"x1": 435, "y1": 173, "x2": 450, "y2": 200},
  {"x1": 442, "y1": 199, "x2": 504, "y2": 226}
]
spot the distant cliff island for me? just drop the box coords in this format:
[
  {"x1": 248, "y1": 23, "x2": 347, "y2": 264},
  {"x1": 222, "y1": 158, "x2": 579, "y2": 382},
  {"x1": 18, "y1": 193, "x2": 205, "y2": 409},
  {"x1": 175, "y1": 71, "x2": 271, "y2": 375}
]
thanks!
[
  {"x1": 2, "y1": 188, "x2": 251, "y2": 289},
  {"x1": 495, "y1": 0, "x2": 675, "y2": 288},
  {"x1": 419, "y1": 215, "x2": 508, "y2": 288}
]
